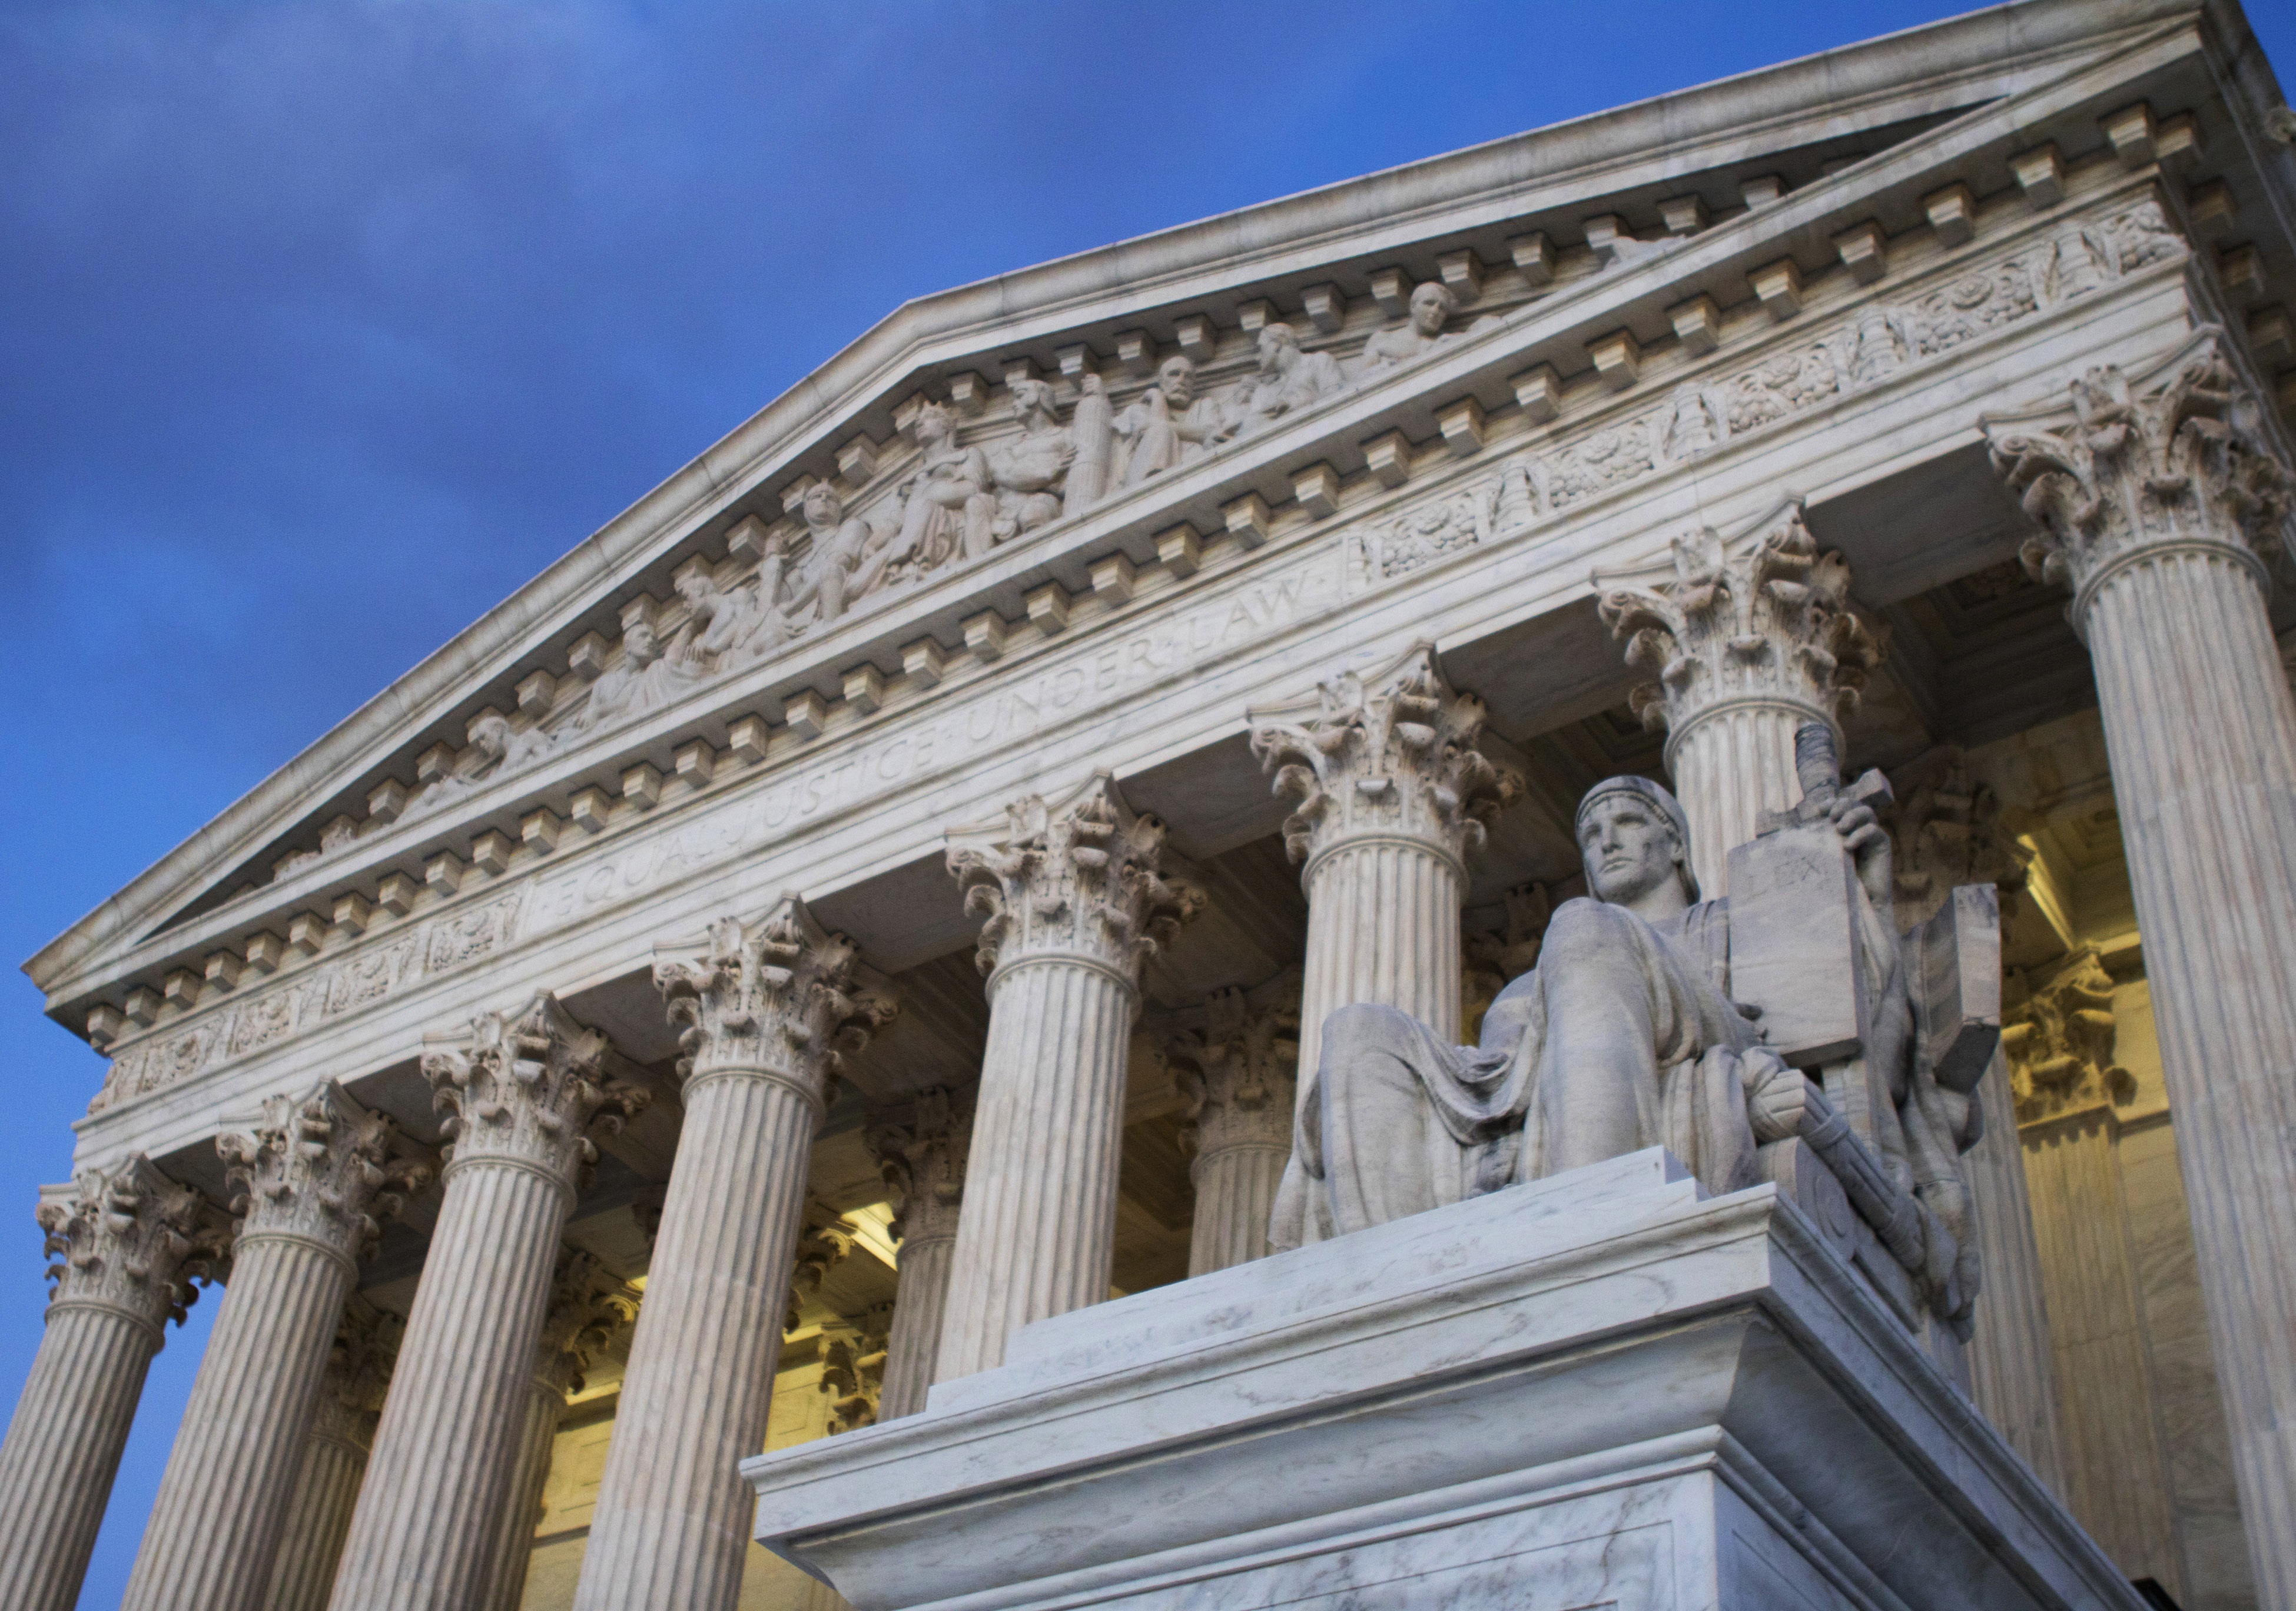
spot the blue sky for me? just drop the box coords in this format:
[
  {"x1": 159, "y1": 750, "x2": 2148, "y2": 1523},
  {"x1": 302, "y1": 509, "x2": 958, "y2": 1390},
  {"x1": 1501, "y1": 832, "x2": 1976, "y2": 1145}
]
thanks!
[{"x1": 4, "y1": 2, "x2": 2288, "y2": 1603}]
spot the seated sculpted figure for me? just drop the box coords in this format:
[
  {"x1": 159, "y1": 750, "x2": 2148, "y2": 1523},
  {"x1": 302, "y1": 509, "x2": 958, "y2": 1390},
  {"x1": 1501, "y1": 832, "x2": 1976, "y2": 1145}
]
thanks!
[
  {"x1": 1112, "y1": 356, "x2": 1232, "y2": 487},
  {"x1": 1272, "y1": 775, "x2": 1827, "y2": 1248},
  {"x1": 1229, "y1": 322, "x2": 1348, "y2": 437}
]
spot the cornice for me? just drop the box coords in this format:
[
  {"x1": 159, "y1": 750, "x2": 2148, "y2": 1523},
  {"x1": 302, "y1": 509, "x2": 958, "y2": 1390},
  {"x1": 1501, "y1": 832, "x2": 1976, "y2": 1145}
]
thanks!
[{"x1": 28, "y1": 0, "x2": 2274, "y2": 1014}]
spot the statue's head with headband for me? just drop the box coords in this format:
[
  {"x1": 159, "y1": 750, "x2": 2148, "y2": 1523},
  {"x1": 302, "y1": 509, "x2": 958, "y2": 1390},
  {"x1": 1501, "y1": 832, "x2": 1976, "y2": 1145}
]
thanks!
[{"x1": 1574, "y1": 775, "x2": 1700, "y2": 906}]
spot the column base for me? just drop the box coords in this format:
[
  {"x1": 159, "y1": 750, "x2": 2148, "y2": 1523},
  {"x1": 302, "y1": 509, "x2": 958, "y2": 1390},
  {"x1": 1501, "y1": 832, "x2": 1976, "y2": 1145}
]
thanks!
[{"x1": 747, "y1": 1151, "x2": 2142, "y2": 1611}]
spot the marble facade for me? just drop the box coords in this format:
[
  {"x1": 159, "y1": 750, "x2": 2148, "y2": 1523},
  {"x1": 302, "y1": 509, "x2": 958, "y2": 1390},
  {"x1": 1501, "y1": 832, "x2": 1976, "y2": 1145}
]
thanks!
[{"x1": 11, "y1": 2, "x2": 2296, "y2": 1608}]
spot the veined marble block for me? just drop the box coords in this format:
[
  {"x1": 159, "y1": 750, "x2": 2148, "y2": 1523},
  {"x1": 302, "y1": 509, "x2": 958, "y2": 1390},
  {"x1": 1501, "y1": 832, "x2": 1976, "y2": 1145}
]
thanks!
[{"x1": 746, "y1": 1150, "x2": 2139, "y2": 1611}]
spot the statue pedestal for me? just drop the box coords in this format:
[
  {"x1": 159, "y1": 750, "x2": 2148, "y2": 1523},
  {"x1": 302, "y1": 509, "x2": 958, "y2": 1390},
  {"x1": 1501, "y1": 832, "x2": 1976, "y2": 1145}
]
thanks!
[{"x1": 745, "y1": 1150, "x2": 2137, "y2": 1611}]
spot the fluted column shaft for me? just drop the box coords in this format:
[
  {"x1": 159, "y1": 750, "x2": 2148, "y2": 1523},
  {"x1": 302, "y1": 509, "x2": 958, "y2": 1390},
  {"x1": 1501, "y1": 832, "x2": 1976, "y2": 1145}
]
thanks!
[
  {"x1": 1664, "y1": 701, "x2": 1819, "y2": 897},
  {"x1": 0, "y1": 1302, "x2": 167, "y2": 1611},
  {"x1": 0, "y1": 1156, "x2": 215, "y2": 1611},
  {"x1": 935, "y1": 775, "x2": 1202, "y2": 1380},
  {"x1": 264, "y1": 1398, "x2": 373, "y2": 1611},
  {"x1": 329, "y1": 995, "x2": 644, "y2": 1611},
  {"x1": 128, "y1": 1085, "x2": 418, "y2": 1611},
  {"x1": 1988, "y1": 337, "x2": 2296, "y2": 1602},
  {"x1": 2023, "y1": 1108, "x2": 2178, "y2": 1583},
  {"x1": 126, "y1": 1236, "x2": 354, "y2": 1611},
  {"x1": 576, "y1": 896, "x2": 890, "y2": 1611},
  {"x1": 574, "y1": 1072, "x2": 817, "y2": 1609},
  {"x1": 1962, "y1": 1049, "x2": 2066, "y2": 1494},
  {"x1": 478, "y1": 1374, "x2": 570, "y2": 1611},
  {"x1": 2083, "y1": 545, "x2": 2296, "y2": 1594},
  {"x1": 937, "y1": 956, "x2": 1135, "y2": 1377},
  {"x1": 1189, "y1": 1143, "x2": 1289, "y2": 1274},
  {"x1": 1296, "y1": 838, "x2": 1461, "y2": 1098},
  {"x1": 330, "y1": 1159, "x2": 568, "y2": 1610},
  {"x1": 877, "y1": 1231, "x2": 955, "y2": 1420}
]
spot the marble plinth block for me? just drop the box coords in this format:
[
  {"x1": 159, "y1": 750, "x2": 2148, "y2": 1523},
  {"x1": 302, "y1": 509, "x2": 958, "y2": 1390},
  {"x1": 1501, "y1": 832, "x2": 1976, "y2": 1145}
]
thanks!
[{"x1": 748, "y1": 1149, "x2": 2140, "y2": 1611}]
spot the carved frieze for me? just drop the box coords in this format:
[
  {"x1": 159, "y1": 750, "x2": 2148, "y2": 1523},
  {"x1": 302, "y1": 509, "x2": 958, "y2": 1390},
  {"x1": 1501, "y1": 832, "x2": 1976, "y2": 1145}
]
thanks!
[{"x1": 95, "y1": 893, "x2": 523, "y2": 1117}]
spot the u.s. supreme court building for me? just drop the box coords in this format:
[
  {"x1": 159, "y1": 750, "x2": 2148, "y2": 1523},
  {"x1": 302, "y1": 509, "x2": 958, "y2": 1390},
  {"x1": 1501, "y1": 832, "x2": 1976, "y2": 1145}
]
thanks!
[{"x1": 8, "y1": 2, "x2": 2296, "y2": 1609}]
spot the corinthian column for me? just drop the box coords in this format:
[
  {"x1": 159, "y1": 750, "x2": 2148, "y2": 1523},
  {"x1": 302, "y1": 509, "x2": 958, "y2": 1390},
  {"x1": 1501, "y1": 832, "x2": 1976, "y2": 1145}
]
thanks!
[
  {"x1": 573, "y1": 897, "x2": 893, "y2": 1611},
  {"x1": 1596, "y1": 505, "x2": 1881, "y2": 896},
  {"x1": 263, "y1": 1303, "x2": 401, "y2": 1611},
  {"x1": 125, "y1": 1086, "x2": 424, "y2": 1611},
  {"x1": 1167, "y1": 984, "x2": 1299, "y2": 1274},
  {"x1": 865, "y1": 1087, "x2": 973, "y2": 1420},
  {"x1": 1983, "y1": 335, "x2": 2296, "y2": 1597},
  {"x1": 480, "y1": 1250, "x2": 634, "y2": 1611},
  {"x1": 935, "y1": 773, "x2": 1205, "y2": 1378},
  {"x1": 1986, "y1": 332, "x2": 2296, "y2": 1603},
  {"x1": 1249, "y1": 644, "x2": 1519, "y2": 1092},
  {"x1": 0, "y1": 1156, "x2": 223, "y2": 1611},
  {"x1": 327, "y1": 995, "x2": 647, "y2": 1611}
]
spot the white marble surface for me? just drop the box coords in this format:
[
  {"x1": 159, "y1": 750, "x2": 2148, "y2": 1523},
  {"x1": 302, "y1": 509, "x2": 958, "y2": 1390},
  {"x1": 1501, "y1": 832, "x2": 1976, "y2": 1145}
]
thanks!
[{"x1": 747, "y1": 1149, "x2": 2142, "y2": 1611}]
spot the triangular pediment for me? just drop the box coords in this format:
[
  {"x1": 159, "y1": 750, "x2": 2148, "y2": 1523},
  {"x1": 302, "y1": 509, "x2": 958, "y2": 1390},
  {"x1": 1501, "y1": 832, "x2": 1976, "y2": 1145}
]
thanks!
[{"x1": 33, "y1": 0, "x2": 2283, "y2": 1050}]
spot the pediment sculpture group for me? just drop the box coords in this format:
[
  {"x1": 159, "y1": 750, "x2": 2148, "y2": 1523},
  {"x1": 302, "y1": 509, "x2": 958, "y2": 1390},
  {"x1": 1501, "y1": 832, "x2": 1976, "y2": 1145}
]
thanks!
[{"x1": 286, "y1": 283, "x2": 1502, "y2": 855}]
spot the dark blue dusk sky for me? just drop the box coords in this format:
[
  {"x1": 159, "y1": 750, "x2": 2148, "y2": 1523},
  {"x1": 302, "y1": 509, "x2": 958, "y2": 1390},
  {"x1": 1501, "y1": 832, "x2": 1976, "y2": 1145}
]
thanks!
[{"x1": 5, "y1": 4, "x2": 2288, "y2": 1603}]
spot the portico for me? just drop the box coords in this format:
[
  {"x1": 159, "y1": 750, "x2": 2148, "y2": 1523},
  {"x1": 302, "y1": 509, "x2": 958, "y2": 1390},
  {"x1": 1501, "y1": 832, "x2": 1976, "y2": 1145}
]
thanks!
[{"x1": 10, "y1": 4, "x2": 2296, "y2": 1608}]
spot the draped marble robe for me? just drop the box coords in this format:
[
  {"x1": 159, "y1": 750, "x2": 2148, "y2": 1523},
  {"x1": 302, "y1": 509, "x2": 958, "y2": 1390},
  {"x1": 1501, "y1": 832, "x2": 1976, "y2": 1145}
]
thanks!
[{"x1": 1270, "y1": 894, "x2": 1786, "y2": 1249}]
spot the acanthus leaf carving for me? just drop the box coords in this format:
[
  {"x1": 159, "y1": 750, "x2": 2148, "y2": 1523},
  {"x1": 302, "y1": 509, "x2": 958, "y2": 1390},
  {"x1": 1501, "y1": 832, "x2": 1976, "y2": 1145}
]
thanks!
[
  {"x1": 536, "y1": 1247, "x2": 639, "y2": 1397},
  {"x1": 863, "y1": 1085, "x2": 973, "y2": 1248},
  {"x1": 1595, "y1": 502, "x2": 1882, "y2": 741},
  {"x1": 945, "y1": 773, "x2": 1205, "y2": 982},
  {"x1": 651, "y1": 894, "x2": 897, "y2": 1106},
  {"x1": 38, "y1": 1154, "x2": 230, "y2": 1332},
  {"x1": 1247, "y1": 642, "x2": 1521, "y2": 867},
  {"x1": 1985, "y1": 332, "x2": 2293, "y2": 609},
  {"x1": 216, "y1": 1081, "x2": 431, "y2": 1266},
  {"x1": 2003, "y1": 946, "x2": 2134, "y2": 1123},
  {"x1": 418, "y1": 992, "x2": 649, "y2": 1191},
  {"x1": 1163, "y1": 981, "x2": 1300, "y2": 1164}
]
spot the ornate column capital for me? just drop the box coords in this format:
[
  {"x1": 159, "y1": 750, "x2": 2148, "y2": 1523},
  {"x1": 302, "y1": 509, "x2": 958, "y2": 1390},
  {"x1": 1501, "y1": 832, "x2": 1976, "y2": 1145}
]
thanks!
[
  {"x1": 537, "y1": 1249, "x2": 638, "y2": 1398},
  {"x1": 946, "y1": 772, "x2": 1205, "y2": 988},
  {"x1": 420, "y1": 993, "x2": 651, "y2": 1194},
  {"x1": 1595, "y1": 501, "x2": 1881, "y2": 765},
  {"x1": 1165, "y1": 985, "x2": 1300, "y2": 1162},
  {"x1": 652, "y1": 895, "x2": 897, "y2": 1108},
  {"x1": 1985, "y1": 330, "x2": 2294, "y2": 631},
  {"x1": 311, "y1": 1301, "x2": 402, "y2": 1451},
  {"x1": 1882, "y1": 748, "x2": 2032, "y2": 929},
  {"x1": 865, "y1": 1086, "x2": 973, "y2": 1248},
  {"x1": 821, "y1": 1313, "x2": 891, "y2": 1434},
  {"x1": 217, "y1": 1083, "x2": 430, "y2": 1274},
  {"x1": 1247, "y1": 643, "x2": 1520, "y2": 875},
  {"x1": 786, "y1": 1199, "x2": 859, "y2": 1333},
  {"x1": 2004, "y1": 947, "x2": 2133, "y2": 1127},
  {"x1": 37, "y1": 1155, "x2": 227, "y2": 1337}
]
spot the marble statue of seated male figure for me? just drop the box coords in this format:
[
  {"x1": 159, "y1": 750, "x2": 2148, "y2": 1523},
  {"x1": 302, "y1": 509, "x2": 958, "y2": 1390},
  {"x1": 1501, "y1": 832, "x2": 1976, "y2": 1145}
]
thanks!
[{"x1": 1272, "y1": 775, "x2": 1849, "y2": 1249}]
